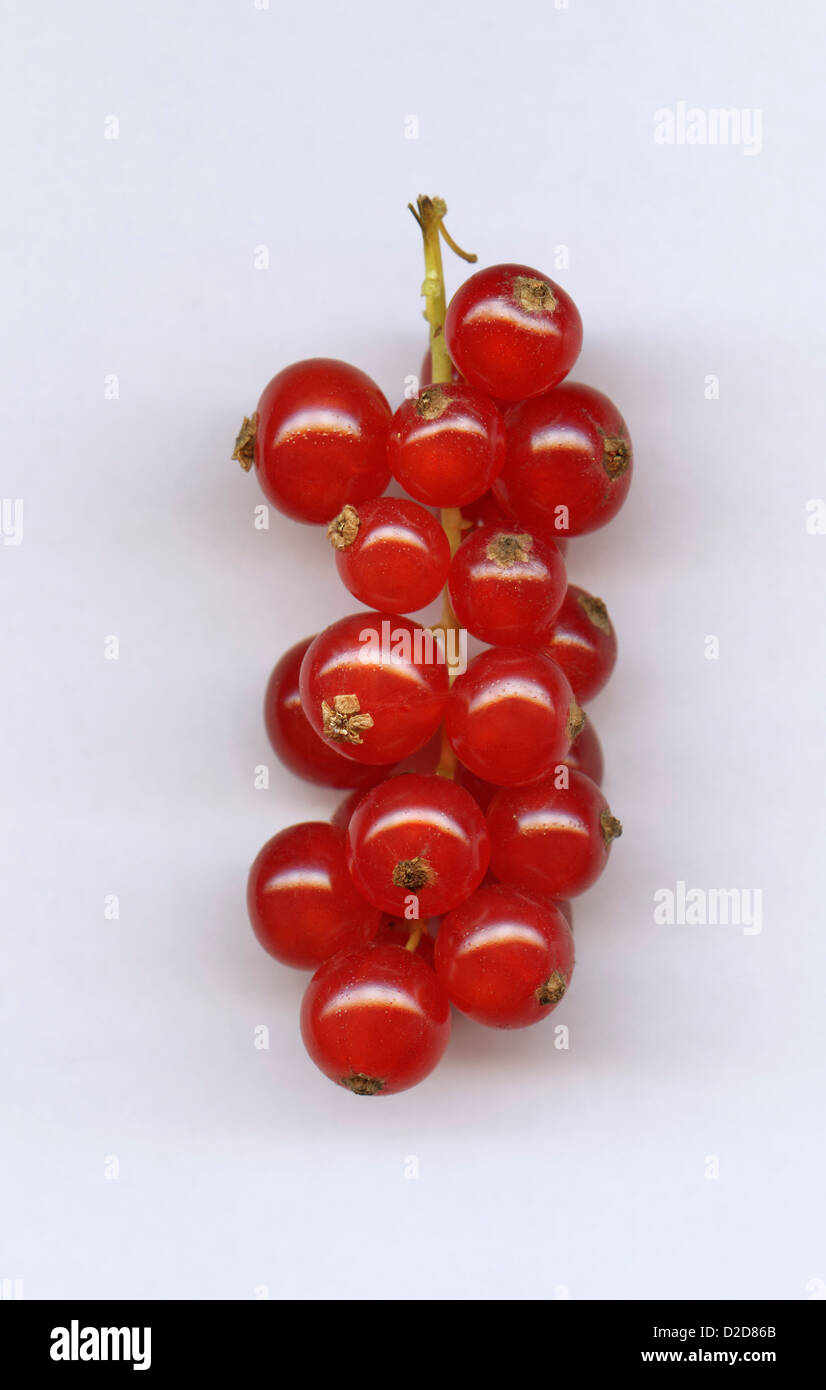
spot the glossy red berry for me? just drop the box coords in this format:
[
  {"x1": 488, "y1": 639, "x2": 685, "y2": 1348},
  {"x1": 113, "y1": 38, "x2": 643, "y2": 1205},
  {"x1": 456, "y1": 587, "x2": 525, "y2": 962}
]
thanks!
[
  {"x1": 435, "y1": 886, "x2": 575, "y2": 1029},
  {"x1": 495, "y1": 382, "x2": 632, "y2": 537},
  {"x1": 328, "y1": 497, "x2": 449, "y2": 613},
  {"x1": 563, "y1": 716, "x2": 604, "y2": 785},
  {"x1": 543, "y1": 585, "x2": 617, "y2": 702},
  {"x1": 387, "y1": 384, "x2": 505, "y2": 507},
  {"x1": 448, "y1": 525, "x2": 567, "y2": 646},
  {"x1": 300, "y1": 943, "x2": 451, "y2": 1095},
  {"x1": 346, "y1": 773, "x2": 490, "y2": 915},
  {"x1": 248, "y1": 359, "x2": 391, "y2": 524},
  {"x1": 487, "y1": 769, "x2": 622, "y2": 898},
  {"x1": 445, "y1": 263, "x2": 583, "y2": 402},
  {"x1": 375, "y1": 915, "x2": 436, "y2": 968},
  {"x1": 247, "y1": 822, "x2": 381, "y2": 970},
  {"x1": 445, "y1": 647, "x2": 583, "y2": 787},
  {"x1": 299, "y1": 612, "x2": 449, "y2": 765},
  {"x1": 264, "y1": 638, "x2": 393, "y2": 789}
]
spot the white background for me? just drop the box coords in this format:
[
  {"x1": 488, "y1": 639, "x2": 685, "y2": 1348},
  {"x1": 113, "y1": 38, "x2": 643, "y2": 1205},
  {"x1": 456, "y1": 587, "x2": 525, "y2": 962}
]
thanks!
[{"x1": 3, "y1": 0, "x2": 825, "y2": 1301}]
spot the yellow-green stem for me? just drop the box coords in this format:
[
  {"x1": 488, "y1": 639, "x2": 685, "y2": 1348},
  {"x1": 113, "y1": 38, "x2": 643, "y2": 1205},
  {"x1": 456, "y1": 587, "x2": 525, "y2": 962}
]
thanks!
[{"x1": 408, "y1": 196, "x2": 476, "y2": 779}]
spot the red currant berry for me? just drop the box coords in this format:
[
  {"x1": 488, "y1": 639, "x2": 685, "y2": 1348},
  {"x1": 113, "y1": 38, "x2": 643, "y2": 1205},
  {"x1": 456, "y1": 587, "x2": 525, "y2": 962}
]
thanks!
[
  {"x1": 435, "y1": 885, "x2": 575, "y2": 1028},
  {"x1": 375, "y1": 915, "x2": 436, "y2": 968},
  {"x1": 299, "y1": 612, "x2": 449, "y2": 765},
  {"x1": 387, "y1": 384, "x2": 505, "y2": 507},
  {"x1": 487, "y1": 769, "x2": 622, "y2": 898},
  {"x1": 245, "y1": 359, "x2": 391, "y2": 525},
  {"x1": 445, "y1": 263, "x2": 582, "y2": 402},
  {"x1": 543, "y1": 586, "x2": 617, "y2": 702},
  {"x1": 445, "y1": 647, "x2": 584, "y2": 787},
  {"x1": 495, "y1": 382, "x2": 632, "y2": 537},
  {"x1": 448, "y1": 525, "x2": 567, "y2": 647},
  {"x1": 346, "y1": 773, "x2": 490, "y2": 915},
  {"x1": 264, "y1": 638, "x2": 393, "y2": 789},
  {"x1": 328, "y1": 497, "x2": 449, "y2": 613},
  {"x1": 300, "y1": 943, "x2": 451, "y2": 1095},
  {"x1": 563, "y1": 716, "x2": 604, "y2": 785},
  {"x1": 247, "y1": 822, "x2": 380, "y2": 970}
]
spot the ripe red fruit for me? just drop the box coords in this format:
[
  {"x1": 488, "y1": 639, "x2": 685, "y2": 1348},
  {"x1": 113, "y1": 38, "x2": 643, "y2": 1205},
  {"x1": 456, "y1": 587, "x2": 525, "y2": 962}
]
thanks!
[
  {"x1": 448, "y1": 525, "x2": 567, "y2": 646},
  {"x1": 328, "y1": 497, "x2": 450, "y2": 614},
  {"x1": 495, "y1": 382, "x2": 632, "y2": 537},
  {"x1": 435, "y1": 886, "x2": 575, "y2": 1028},
  {"x1": 563, "y1": 716, "x2": 604, "y2": 785},
  {"x1": 246, "y1": 359, "x2": 391, "y2": 524},
  {"x1": 346, "y1": 773, "x2": 490, "y2": 915},
  {"x1": 300, "y1": 943, "x2": 451, "y2": 1095},
  {"x1": 264, "y1": 638, "x2": 393, "y2": 789},
  {"x1": 445, "y1": 263, "x2": 583, "y2": 402},
  {"x1": 387, "y1": 384, "x2": 505, "y2": 507},
  {"x1": 299, "y1": 612, "x2": 449, "y2": 765},
  {"x1": 445, "y1": 647, "x2": 583, "y2": 787},
  {"x1": 375, "y1": 915, "x2": 436, "y2": 967},
  {"x1": 247, "y1": 822, "x2": 381, "y2": 970},
  {"x1": 487, "y1": 769, "x2": 622, "y2": 898},
  {"x1": 543, "y1": 586, "x2": 617, "y2": 702}
]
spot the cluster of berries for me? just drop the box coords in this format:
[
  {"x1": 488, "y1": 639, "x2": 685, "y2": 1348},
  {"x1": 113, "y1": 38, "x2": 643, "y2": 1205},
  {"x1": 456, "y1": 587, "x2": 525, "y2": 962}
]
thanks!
[{"x1": 235, "y1": 199, "x2": 629, "y2": 1096}]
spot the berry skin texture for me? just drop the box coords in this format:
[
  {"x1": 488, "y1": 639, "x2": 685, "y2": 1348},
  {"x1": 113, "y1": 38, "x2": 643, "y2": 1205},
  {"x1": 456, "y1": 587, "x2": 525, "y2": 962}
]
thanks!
[
  {"x1": 445, "y1": 647, "x2": 583, "y2": 787},
  {"x1": 247, "y1": 823, "x2": 381, "y2": 970},
  {"x1": 346, "y1": 773, "x2": 490, "y2": 916},
  {"x1": 300, "y1": 943, "x2": 451, "y2": 1095},
  {"x1": 387, "y1": 384, "x2": 505, "y2": 507},
  {"x1": 328, "y1": 497, "x2": 450, "y2": 614},
  {"x1": 435, "y1": 886, "x2": 575, "y2": 1029},
  {"x1": 487, "y1": 769, "x2": 622, "y2": 899},
  {"x1": 563, "y1": 716, "x2": 604, "y2": 786},
  {"x1": 495, "y1": 381, "x2": 632, "y2": 537},
  {"x1": 264, "y1": 638, "x2": 393, "y2": 790},
  {"x1": 445, "y1": 263, "x2": 583, "y2": 402},
  {"x1": 543, "y1": 585, "x2": 617, "y2": 703},
  {"x1": 299, "y1": 612, "x2": 449, "y2": 765},
  {"x1": 448, "y1": 525, "x2": 567, "y2": 647},
  {"x1": 251, "y1": 359, "x2": 391, "y2": 524}
]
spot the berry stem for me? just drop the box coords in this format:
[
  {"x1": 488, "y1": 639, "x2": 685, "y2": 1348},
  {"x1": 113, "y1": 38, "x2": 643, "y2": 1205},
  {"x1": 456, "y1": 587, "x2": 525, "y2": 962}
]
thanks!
[
  {"x1": 404, "y1": 922, "x2": 424, "y2": 953},
  {"x1": 409, "y1": 196, "x2": 476, "y2": 778},
  {"x1": 408, "y1": 195, "x2": 475, "y2": 385}
]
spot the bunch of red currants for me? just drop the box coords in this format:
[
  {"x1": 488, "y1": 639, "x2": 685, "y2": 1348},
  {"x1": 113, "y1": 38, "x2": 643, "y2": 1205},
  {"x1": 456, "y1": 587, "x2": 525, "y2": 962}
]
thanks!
[{"x1": 236, "y1": 198, "x2": 629, "y2": 1096}]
